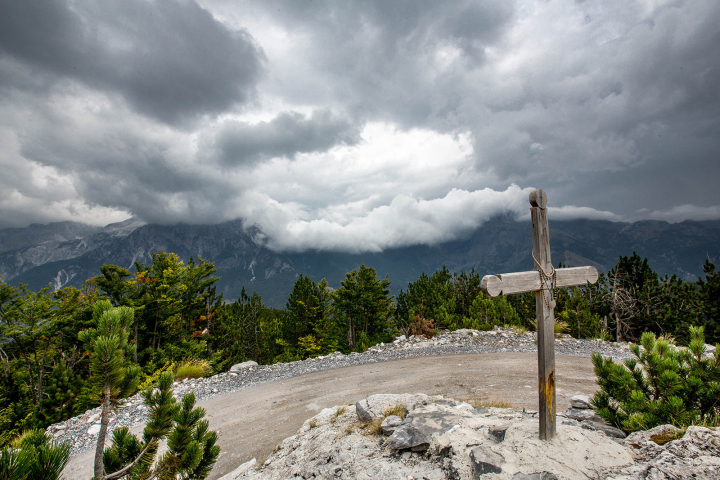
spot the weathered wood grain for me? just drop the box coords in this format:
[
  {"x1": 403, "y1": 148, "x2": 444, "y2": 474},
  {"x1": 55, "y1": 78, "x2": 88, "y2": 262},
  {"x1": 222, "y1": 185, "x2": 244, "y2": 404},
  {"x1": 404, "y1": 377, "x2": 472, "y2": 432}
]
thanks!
[
  {"x1": 531, "y1": 189, "x2": 556, "y2": 441},
  {"x1": 481, "y1": 266, "x2": 598, "y2": 297},
  {"x1": 480, "y1": 189, "x2": 601, "y2": 441}
]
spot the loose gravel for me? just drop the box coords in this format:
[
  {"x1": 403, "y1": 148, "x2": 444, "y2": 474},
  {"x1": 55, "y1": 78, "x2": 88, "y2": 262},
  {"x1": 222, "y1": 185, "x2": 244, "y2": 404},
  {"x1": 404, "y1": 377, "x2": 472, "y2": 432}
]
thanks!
[{"x1": 49, "y1": 327, "x2": 633, "y2": 458}]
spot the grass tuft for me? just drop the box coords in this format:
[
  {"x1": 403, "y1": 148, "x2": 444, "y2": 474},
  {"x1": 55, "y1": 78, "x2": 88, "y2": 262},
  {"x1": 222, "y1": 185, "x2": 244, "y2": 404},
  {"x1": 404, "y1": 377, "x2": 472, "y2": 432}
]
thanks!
[
  {"x1": 462, "y1": 394, "x2": 516, "y2": 409},
  {"x1": 650, "y1": 429, "x2": 686, "y2": 445},
  {"x1": 331, "y1": 406, "x2": 347, "y2": 423},
  {"x1": 383, "y1": 404, "x2": 406, "y2": 420},
  {"x1": 344, "y1": 423, "x2": 361, "y2": 436},
  {"x1": 364, "y1": 418, "x2": 383, "y2": 436},
  {"x1": 174, "y1": 358, "x2": 212, "y2": 381}
]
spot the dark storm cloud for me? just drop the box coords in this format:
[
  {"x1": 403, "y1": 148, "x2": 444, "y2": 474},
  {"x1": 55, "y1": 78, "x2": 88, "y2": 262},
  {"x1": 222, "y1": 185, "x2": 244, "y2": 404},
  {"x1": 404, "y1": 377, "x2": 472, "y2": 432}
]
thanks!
[
  {"x1": 2, "y1": 0, "x2": 720, "y2": 248},
  {"x1": 0, "y1": 0, "x2": 264, "y2": 124},
  {"x1": 214, "y1": 110, "x2": 362, "y2": 166},
  {"x1": 255, "y1": 0, "x2": 515, "y2": 125},
  {"x1": 252, "y1": 0, "x2": 719, "y2": 217}
]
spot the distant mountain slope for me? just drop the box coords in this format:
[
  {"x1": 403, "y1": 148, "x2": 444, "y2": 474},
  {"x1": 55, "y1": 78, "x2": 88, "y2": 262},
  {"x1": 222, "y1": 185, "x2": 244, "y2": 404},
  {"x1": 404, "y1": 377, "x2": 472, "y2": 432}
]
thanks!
[
  {"x1": 3, "y1": 216, "x2": 719, "y2": 308},
  {"x1": 0, "y1": 218, "x2": 145, "y2": 285},
  {"x1": 0, "y1": 221, "x2": 102, "y2": 253}
]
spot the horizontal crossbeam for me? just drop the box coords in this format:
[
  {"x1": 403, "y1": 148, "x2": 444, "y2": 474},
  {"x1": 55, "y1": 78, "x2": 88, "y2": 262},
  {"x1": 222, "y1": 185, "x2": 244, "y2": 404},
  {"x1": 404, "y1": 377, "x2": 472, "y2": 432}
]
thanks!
[{"x1": 481, "y1": 266, "x2": 598, "y2": 297}]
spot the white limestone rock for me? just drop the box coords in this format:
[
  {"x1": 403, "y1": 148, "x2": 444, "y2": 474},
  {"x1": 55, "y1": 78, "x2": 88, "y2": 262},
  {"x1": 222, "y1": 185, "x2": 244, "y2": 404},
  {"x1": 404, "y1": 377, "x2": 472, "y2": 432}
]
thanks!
[
  {"x1": 570, "y1": 394, "x2": 591, "y2": 409},
  {"x1": 228, "y1": 394, "x2": 637, "y2": 480},
  {"x1": 608, "y1": 426, "x2": 720, "y2": 480},
  {"x1": 230, "y1": 361, "x2": 258, "y2": 371},
  {"x1": 355, "y1": 393, "x2": 429, "y2": 421}
]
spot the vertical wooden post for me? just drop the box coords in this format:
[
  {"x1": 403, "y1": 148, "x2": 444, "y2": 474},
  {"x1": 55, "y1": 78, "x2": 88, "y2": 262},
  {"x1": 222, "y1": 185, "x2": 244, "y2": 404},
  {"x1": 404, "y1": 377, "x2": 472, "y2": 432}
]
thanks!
[{"x1": 530, "y1": 189, "x2": 556, "y2": 440}]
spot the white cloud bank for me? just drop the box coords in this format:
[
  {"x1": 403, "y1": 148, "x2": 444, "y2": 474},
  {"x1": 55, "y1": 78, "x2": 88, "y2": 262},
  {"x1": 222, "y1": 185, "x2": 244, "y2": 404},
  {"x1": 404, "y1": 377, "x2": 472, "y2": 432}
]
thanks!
[
  {"x1": 245, "y1": 185, "x2": 533, "y2": 253},
  {"x1": 645, "y1": 205, "x2": 720, "y2": 224}
]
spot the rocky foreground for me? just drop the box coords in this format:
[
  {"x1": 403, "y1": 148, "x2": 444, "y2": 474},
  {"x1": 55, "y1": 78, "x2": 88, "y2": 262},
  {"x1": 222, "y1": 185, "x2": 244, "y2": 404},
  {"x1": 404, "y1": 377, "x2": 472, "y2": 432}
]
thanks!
[
  {"x1": 219, "y1": 393, "x2": 720, "y2": 480},
  {"x1": 52, "y1": 327, "x2": 634, "y2": 456}
]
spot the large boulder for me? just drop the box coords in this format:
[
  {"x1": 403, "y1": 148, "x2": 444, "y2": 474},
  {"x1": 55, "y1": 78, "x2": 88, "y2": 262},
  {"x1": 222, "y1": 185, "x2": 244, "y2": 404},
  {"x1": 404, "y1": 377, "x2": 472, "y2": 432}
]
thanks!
[
  {"x1": 608, "y1": 426, "x2": 720, "y2": 479},
  {"x1": 230, "y1": 361, "x2": 258, "y2": 371},
  {"x1": 389, "y1": 411, "x2": 462, "y2": 450}
]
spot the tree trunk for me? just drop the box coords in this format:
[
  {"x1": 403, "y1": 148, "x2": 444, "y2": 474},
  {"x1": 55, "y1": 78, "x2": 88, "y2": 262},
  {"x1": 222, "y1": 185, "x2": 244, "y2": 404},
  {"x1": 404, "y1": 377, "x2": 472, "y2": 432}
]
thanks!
[
  {"x1": 153, "y1": 303, "x2": 160, "y2": 351},
  {"x1": 348, "y1": 317, "x2": 355, "y2": 350},
  {"x1": 94, "y1": 382, "x2": 111, "y2": 478},
  {"x1": 134, "y1": 319, "x2": 138, "y2": 363}
]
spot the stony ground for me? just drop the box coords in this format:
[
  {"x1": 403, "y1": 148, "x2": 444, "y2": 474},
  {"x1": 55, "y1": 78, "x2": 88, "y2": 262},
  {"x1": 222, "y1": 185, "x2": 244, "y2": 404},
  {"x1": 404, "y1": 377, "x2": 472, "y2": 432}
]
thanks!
[
  {"x1": 53, "y1": 327, "x2": 633, "y2": 458},
  {"x1": 218, "y1": 393, "x2": 720, "y2": 480}
]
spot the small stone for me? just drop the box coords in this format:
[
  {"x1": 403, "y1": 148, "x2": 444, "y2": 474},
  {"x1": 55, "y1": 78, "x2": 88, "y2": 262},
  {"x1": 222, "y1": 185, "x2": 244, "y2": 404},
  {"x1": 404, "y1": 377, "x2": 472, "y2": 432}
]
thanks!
[
  {"x1": 389, "y1": 424, "x2": 425, "y2": 450},
  {"x1": 355, "y1": 399, "x2": 373, "y2": 422},
  {"x1": 381, "y1": 415, "x2": 403, "y2": 435},
  {"x1": 53, "y1": 429, "x2": 65, "y2": 437},
  {"x1": 87, "y1": 424, "x2": 101, "y2": 435},
  {"x1": 469, "y1": 446, "x2": 503, "y2": 476},
  {"x1": 87, "y1": 413, "x2": 100, "y2": 423},
  {"x1": 564, "y1": 407, "x2": 602, "y2": 423},
  {"x1": 489, "y1": 424, "x2": 510, "y2": 442},
  {"x1": 570, "y1": 394, "x2": 591, "y2": 409}
]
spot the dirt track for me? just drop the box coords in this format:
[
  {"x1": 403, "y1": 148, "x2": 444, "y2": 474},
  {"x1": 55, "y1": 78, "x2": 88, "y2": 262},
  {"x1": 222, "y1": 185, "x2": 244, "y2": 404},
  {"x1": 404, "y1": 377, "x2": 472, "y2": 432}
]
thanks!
[{"x1": 63, "y1": 352, "x2": 600, "y2": 479}]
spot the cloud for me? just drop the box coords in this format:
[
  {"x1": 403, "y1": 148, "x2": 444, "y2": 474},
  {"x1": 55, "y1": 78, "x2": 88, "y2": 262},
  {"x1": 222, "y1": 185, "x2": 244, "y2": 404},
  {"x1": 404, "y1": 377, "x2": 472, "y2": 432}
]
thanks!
[
  {"x1": 1, "y1": 0, "x2": 719, "y2": 248},
  {"x1": 244, "y1": 185, "x2": 533, "y2": 253},
  {"x1": 212, "y1": 110, "x2": 362, "y2": 166},
  {"x1": 645, "y1": 205, "x2": 720, "y2": 223},
  {"x1": 0, "y1": 0, "x2": 265, "y2": 124}
]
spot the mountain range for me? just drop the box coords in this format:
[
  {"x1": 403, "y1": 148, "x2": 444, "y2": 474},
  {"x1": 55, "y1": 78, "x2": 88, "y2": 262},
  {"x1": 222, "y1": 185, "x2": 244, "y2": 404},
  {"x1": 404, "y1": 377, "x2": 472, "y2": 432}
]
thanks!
[{"x1": 1, "y1": 216, "x2": 718, "y2": 308}]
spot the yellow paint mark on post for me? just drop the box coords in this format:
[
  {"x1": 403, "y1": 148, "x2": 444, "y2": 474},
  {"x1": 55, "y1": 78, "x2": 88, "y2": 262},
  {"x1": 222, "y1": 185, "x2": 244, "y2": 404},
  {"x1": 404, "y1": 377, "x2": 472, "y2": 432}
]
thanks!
[{"x1": 545, "y1": 370, "x2": 555, "y2": 419}]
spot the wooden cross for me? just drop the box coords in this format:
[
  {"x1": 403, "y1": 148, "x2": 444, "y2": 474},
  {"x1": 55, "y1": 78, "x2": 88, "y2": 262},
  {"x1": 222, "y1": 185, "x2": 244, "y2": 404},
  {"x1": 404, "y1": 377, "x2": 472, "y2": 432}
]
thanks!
[{"x1": 480, "y1": 189, "x2": 599, "y2": 440}]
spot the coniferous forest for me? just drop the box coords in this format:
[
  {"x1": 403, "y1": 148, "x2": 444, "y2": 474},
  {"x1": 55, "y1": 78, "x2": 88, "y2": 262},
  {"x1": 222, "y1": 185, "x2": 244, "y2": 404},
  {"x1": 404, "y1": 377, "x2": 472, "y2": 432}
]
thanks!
[{"x1": 1, "y1": 251, "x2": 719, "y2": 447}]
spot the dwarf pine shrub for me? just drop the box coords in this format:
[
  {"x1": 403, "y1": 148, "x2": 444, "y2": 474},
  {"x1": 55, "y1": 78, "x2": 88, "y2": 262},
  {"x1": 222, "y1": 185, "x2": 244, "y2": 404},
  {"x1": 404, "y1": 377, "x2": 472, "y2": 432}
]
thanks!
[
  {"x1": 0, "y1": 429, "x2": 70, "y2": 480},
  {"x1": 101, "y1": 371, "x2": 219, "y2": 479},
  {"x1": 591, "y1": 326, "x2": 720, "y2": 432}
]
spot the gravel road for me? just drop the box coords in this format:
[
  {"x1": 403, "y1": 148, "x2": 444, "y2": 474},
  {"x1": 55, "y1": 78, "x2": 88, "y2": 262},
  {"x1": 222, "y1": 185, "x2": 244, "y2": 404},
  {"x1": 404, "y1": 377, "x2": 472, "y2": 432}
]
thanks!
[{"x1": 59, "y1": 328, "x2": 632, "y2": 479}]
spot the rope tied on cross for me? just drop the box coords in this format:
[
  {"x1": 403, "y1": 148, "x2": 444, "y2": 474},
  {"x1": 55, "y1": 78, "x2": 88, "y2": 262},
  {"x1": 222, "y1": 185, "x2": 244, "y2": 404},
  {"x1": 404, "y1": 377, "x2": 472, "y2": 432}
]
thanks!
[{"x1": 532, "y1": 251, "x2": 556, "y2": 309}]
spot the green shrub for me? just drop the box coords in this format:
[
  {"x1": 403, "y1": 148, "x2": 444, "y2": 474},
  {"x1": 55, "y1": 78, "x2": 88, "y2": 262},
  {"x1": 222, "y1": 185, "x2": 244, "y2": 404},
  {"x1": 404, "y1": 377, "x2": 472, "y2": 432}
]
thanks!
[
  {"x1": 102, "y1": 371, "x2": 219, "y2": 479},
  {"x1": 174, "y1": 358, "x2": 212, "y2": 381},
  {"x1": 591, "y1": 326, "x2": 720, "y2": 432},
  {"x1": 138, "y1": 361, "x2": 176, "y2": 391},
  {"x1": 0, "y1": 429, "x2": 70, "y2": 480}
]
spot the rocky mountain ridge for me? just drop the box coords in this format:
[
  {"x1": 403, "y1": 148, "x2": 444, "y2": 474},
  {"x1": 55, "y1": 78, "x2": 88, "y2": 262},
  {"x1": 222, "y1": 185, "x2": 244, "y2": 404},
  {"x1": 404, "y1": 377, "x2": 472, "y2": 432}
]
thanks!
[{"x1": 2, "y1": 216, "x2": 719, "y2": 307}]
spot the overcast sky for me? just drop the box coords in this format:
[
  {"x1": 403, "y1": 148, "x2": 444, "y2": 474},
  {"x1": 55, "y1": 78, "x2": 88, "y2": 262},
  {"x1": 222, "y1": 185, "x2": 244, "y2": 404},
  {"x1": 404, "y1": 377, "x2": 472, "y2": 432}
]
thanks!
[{"x1": 1, "y1": 0, "x2": 718, "y2": 252}]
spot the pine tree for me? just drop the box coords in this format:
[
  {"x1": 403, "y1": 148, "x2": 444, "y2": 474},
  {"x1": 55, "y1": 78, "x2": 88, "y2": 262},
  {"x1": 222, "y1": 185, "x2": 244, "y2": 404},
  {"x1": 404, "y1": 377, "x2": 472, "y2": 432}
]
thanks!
[
  {"x1": 101, "y1": 371, "x2": 219, "y2": 480},
  {"x1": 38, "y1": 358, "x2": 86, "y2": 425},
  {"x1": 333, "y1": 265, "x2": 393, "y2": 351},
  {"x1": 697, "y1": 260, "x2": 720, "y2": 344},
  {"x1": 0, "y1": 429, "x2": 70, "y2": 480},
  {"x1": 591, "y1": 326, "x2": 720, "y2": 432},
  {"x1": 79, "y1": 300, "x2": 141, "y2": 479}
]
